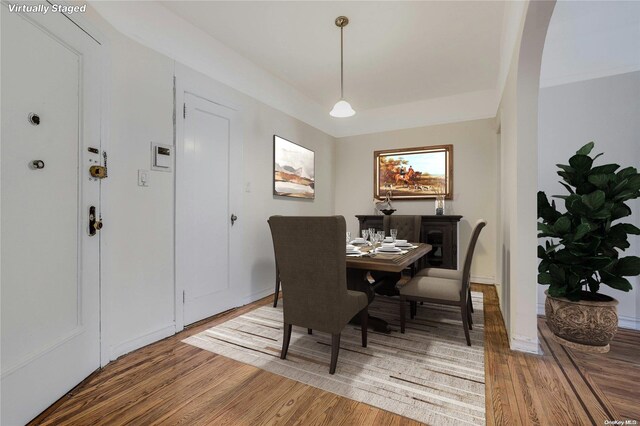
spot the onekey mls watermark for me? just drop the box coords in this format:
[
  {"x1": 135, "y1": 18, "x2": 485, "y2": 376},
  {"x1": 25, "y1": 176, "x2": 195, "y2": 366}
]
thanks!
[
  {"x1": 604, "y1": 420, "x2": 638, "y2": 425},
  {"x1": 7, "y1": 3, "x2": 87, "y2": 15}
]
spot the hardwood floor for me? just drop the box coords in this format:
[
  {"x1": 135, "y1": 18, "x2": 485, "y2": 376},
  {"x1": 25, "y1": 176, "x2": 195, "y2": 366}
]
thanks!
[{"x1": 30, "y1": 284, "x2": 639, "y2": 425}]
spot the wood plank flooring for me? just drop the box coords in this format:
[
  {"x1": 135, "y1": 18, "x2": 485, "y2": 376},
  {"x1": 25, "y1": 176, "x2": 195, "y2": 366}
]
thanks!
[{"x1": 30, "y1": 284, "x2": 639, "y2": 425}]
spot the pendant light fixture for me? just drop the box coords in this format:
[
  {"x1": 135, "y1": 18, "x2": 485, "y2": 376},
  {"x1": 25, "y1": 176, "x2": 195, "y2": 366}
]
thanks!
[{"x1": 330, "y1": 16, "x2": 356, "y2": 118}]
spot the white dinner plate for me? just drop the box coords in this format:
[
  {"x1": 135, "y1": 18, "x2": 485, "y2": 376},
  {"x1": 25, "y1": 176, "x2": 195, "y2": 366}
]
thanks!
[{"x1": 377, "y1": 247, "x2": 401, "y2": 253}]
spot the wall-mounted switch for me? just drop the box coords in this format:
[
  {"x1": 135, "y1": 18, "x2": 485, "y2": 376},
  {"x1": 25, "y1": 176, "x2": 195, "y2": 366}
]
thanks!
[{"x1": 138, "y1": 169, "x2": 149, "y2": 187}]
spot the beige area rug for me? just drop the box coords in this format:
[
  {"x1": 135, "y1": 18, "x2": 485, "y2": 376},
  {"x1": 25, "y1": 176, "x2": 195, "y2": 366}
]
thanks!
[{"x1": 184, "y1": 292, "x2": 485, "y2": 425}]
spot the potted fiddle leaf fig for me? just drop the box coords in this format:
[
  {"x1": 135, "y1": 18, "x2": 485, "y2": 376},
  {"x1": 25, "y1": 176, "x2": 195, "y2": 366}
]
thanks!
[{"x1": 538, "y1": 142, "x2": 640, "y2": 353}]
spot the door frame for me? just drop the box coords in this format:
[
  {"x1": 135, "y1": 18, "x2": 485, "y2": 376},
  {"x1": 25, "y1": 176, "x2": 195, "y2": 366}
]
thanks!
[{"x1": 174, "y1": 63, "x2": 244, "y2": 331}]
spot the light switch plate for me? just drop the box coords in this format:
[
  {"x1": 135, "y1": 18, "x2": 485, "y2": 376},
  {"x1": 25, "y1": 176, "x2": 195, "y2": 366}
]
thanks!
[{"x1": 138, "y1": 169, "x2": 149, "y2": 187}]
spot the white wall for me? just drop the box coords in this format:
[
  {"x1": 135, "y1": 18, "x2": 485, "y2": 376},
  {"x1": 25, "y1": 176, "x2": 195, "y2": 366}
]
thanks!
[
  {"x1": 334, "y1": 119, "x2": 498, "y2": 284},
  {"x1": 83, "y1": 7, "x2": 336, "y2": 361},
  {"x1": 497, "y1": 0, "x2": 556, "y2": 354},
  {"x1": 537, "y1": 71, "x2": 640, "y2": 330},
  {"x1": 174, "y1": 65, "x2": 337, "y2": 307},
  {"x1": 96, "y1": 16, "x2": 177, "y2": 360}
]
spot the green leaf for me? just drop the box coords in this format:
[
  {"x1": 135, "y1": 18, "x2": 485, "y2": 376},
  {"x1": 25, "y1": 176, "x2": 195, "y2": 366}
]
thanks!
[
  {"x1": 555, "y1": 249, "x2": 582, "y2": 264},
  {"x1": 614, "y1": 256, "x2": 640, "y2": 277},
  {"x1": 553, "y1": 216, "x2": 571, "y2": 234},
  {"x1": 573, "y1": 223, "x2": 591, "y2": 241},
  {"x1": 549, "y1": 264, "x2": 566, "y2": 284},
  {"x1": 627, "y1": 175, "x2": 640, "y2": 191},
  {"x1": 590, "y1": 164, "x2": 620, "y2": 175},
  {"x1": 600, "y1": 271, "x2": 633, "y2": 292},
  {"x1": 616, "y1": 166, "x2": 637, "y2": 180},
  {"x1": 559, "y1": 182, "x2": 575, "y2": 194},
  {"x1": 619, "y1": 223, "x2": 640, "y2": 235},
  {"x1": 565, "y1": 195, "x2": 588, "y2": 215},
  {"x1": 611, "y1": 203, "x2": 632, "y2": 220},
  {"x1": 576, "y1": 142, "x2": 595, "y2": 155},
  {"x1": 548, "y1": 285, "x2": 567, "y2": 298},
  {"x1": 569, "y1": 155, "x2": 593, "y2": 172},
  {"x1": 611, "y1": 178, "x2": 629, "y2": 195},
  {"x1": 587, "y1": 174, "x2": 610, "y2": 189},
  {"x1": 581, "y1": 190, "x2": 606, "y2": 210},
  {"x1": 587, "y1": 276, "x2": 600, "y2": 293},
  {"x1": 538, "y1": 273, "x2": 552, "y2": 285},
  {"x1": 556, "y1": 164, "x2": 575, "y2": 173},
  {"x1": 614, "y1": 190, "x2": 638, "y2": 202}
]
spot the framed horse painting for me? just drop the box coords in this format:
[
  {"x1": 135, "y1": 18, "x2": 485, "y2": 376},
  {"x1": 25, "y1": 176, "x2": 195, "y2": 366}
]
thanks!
[{"x1": 374, "y1": 145, "x2": 453, "y2": 200}]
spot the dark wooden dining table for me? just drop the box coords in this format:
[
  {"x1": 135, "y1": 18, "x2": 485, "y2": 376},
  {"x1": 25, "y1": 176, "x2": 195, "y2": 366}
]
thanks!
[{"x1": 346, "y1": 243, "x2": 432, "y2": 332}]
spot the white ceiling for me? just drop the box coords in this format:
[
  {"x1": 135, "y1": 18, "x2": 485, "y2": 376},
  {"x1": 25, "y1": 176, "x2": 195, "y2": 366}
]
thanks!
[
  {"x1": 160, "y1": 1, "x2": 505, "y2": 112},
  {"x1": 90, "y1": 1, "x2": 639, "y2": 137},
  {"x1": 541, "y1": 1, "x2": 640, "y2": 87}
]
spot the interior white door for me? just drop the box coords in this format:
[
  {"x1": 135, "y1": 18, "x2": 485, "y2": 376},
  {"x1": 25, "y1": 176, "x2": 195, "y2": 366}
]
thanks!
[
  {"x1": 1, "y1": 5, "x2": 102, "y2": 425},
  {"x1": 179, "y1": 93, "x2": 240, "y2": 325}
]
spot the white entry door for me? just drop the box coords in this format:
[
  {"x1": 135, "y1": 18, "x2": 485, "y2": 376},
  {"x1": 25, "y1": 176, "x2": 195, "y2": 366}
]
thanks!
[
  {"x1": 1, "y1": 5, "x2": 102, "y2": 425},
  {"x1": 177, "y1": 91, "x2": 242, "y2": 326}
]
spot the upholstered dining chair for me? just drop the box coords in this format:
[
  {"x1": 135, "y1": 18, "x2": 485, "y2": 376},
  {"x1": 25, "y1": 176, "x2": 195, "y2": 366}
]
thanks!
[
  {"x1": 399, "y1": 219, "x2": 486, "y2": 346},
  {"x1": 383, "y1": 215, "x2": 422, "y2": 275},
  {"x1": 383, "y1": 215, "x2": 422, "y2": 242},
  {"x1": 268, "y1": 215, "x2": 369, "y2": 374},
  {"x1": 416, "y1": 219, "x2": 487, "y2": 314}
]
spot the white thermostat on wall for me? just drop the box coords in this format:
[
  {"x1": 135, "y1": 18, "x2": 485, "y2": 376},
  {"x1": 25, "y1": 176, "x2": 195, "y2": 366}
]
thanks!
[{"x1": 151, "y1": 142, "x2": 173, "y2": 172}]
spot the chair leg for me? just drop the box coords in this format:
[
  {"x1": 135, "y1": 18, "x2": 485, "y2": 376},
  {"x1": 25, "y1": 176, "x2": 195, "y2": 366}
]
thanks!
[
  {"x1": 330, "y1": 333, "x2": 341, "y2": 374},
  {"x1": 273, "y1": 276, "x2": 280, "y2": 307},
  {"x1": 410, "y1": 300, "x2": 417, "y2": 319},
  {"x1": 468, "y1": 309, "x2": 473, "y2": 330},
  {"x1": 461, "y1": 306, "x2": 471, "y2": 346},
  {"x1": 308, "y1": 328, "x2": 313, "y2": 335},
  {"x1": 468, "y1": 288, "x2": 474, "y2": 313},
  {"x1": 360, "y1": 307, "x2": 368, "y2": 347},
  {"x1": 281, "y1": 323, "x2": 292, "y2": 359},
  {"x1": 400, "y1": 296, "x2": 406, "y2": 334}
]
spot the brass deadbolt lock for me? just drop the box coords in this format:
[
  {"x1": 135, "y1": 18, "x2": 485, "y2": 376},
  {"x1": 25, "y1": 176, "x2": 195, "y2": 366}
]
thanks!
[{"x1": 89, "y1": 165, "x2": 107, "y2": 179}]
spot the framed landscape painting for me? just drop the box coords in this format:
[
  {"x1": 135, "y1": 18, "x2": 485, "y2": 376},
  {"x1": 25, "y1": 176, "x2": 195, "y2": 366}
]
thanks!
[
  {"x1": 374, "y1": 144, "x2": 453, "y2": 200},
  {"x1": 273, "y1": 135, "x2": 315, "y2": 199}
]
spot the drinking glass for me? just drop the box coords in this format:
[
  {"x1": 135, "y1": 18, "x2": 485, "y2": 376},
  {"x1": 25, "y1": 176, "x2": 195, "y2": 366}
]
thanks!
[
  {"x1": 368, "y1": 228, "x2": 376, "y2": 242},
  {"x1": 390, "y1": 229, "x2": 398, "y2": 241},
  {"x1": 377, "y1": 230, "x2": 385, "y2": 241},
  {"x1": 361, "y1": 229, "x2": 369, "y2": 242},
  {"x1": 346, "y1": 231, "x2": 351, "y2": 244}
]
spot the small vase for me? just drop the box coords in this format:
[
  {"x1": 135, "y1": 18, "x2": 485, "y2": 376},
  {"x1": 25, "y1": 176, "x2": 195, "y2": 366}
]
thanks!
[{"x1": 435, "y1": 195, "x2": 445, "y2": 215}]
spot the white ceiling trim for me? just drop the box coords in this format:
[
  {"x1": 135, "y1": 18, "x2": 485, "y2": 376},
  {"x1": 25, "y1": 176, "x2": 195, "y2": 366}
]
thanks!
[
  {"x1": 540, "y1": 64, "x2": 640, "y2": 89},
  {"x1": 90, "y1": 1, "x2": 500, "y2": 138},
  {"x1": 331, "y1": 89, "x2": 498, "y2": 138},
  {"x1": 89, "y1": 1, "x2": 339, "y2": 135}
]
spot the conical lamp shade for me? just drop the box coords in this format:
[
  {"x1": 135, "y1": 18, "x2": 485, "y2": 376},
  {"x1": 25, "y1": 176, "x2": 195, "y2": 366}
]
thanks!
[{"x1": 329, "y1": 99, "x2": 356, "y2": 118}]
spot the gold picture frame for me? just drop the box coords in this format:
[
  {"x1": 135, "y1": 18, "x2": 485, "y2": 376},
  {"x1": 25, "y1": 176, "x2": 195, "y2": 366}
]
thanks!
[{"x1": 374, "y1": 144, "x2": 453, "y2": 200}]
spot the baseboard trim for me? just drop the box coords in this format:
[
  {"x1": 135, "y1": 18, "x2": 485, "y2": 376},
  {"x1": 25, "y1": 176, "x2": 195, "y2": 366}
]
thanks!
[
  {"x1": 510, "y1": 335, "x2": 541, "y2": 354},
  {"x1": 240, "y1": 287, "x2": 274, "y2": 306},
  {"x1": 618, "y1": 315, "x2": 639, "y2": 331},
  {"x1": 471, "y1": 275, "x2": 495, "y2": 285},
  {"x1": 110, "y1": 324, "x2": 175, "y2": 361}
]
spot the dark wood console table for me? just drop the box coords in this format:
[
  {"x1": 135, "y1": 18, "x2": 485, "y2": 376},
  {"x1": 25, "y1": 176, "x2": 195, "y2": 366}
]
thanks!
[{"x1": 355, "y1": 215, "x2": 462, "y2": 270}]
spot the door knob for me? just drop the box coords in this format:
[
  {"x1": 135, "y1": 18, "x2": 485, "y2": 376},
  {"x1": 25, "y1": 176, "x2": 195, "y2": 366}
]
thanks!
[{"x1": 231, "y1": 214, "x2": 238, "y2": 225}]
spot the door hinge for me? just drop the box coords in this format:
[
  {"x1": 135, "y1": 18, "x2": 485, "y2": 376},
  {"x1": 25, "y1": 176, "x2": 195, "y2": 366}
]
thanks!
[{"x1": 183, "y1": 103, "x2": 186, "y2": 119}]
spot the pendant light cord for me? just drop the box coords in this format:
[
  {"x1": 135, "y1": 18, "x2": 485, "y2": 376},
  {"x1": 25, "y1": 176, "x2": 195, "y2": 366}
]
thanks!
[{"x1": 340, "y1": 25, "x2": 344, "y2": 99}]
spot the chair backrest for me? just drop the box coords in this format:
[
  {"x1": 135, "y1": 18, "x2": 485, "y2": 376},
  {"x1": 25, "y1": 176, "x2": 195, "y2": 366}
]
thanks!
[
  {"x1": 267, "y1": 216, "x2": 349, "y2": 330},
  {"x1": 383, "y1": 215, "x2": 422, "y2": 242},
  {"x1": 461, "y1": 219, "x2": 487, "y2": 298}
]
